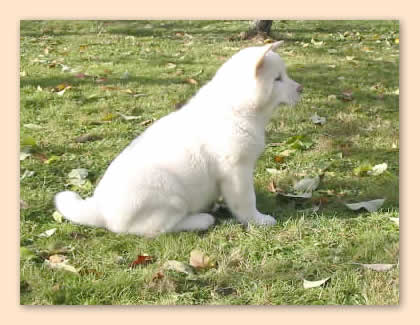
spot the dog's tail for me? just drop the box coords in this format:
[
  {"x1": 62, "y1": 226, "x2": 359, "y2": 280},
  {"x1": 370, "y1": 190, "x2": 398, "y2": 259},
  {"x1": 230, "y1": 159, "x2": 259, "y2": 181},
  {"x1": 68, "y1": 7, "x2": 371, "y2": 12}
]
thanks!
[{"x1": 54, "y1": 191, "x2": 105, "y2": 228}]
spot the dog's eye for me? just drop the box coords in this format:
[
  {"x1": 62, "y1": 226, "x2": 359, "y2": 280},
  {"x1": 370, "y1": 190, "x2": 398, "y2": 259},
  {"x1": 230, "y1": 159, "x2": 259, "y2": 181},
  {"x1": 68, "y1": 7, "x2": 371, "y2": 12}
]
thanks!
[{"x1": 275, "y1": 75, "x2": 282, "y2": 82}]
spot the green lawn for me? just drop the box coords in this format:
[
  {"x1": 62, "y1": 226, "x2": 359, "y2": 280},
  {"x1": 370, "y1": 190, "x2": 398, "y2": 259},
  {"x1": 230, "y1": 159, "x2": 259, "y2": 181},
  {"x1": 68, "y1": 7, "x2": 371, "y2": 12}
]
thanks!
[{"x1": 20, "y1": 20, "x2": 399, "y2": 305}]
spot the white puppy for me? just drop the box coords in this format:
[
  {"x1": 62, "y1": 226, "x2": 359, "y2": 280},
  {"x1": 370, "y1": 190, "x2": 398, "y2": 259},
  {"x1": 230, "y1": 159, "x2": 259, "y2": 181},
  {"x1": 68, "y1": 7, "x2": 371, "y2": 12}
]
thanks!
[{"x1": 55, "y1": 41, "x2": 302, "y2": 236}]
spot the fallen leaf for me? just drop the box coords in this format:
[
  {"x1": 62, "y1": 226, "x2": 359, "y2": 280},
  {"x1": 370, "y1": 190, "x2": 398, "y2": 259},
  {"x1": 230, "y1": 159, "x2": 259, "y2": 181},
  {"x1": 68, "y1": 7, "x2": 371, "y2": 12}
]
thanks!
[
  {"x1": 345, "y1": 199, "x2": 385, "y2": 212},
  {"x1": 294, "y1": 175, "x2": 320, "y2": 193},
  {"x1": 367, "y1": 163, "x2": 388, "y2": 176},
  {"x1": 266, "y1": 168, "x2": 284, "y2": 176},
  {"x1": 286, "y1": 135, "x2": 313, "y2": 151},
  {"x1": 52, "y1": 211, "x2": 64, "y2": 223},
  {"x1": 20, "y1": 170, "x2": 35, "y2": 180},
  {"x1": 39, "y1": 228, "x2": 57, "y2": 238},
  {"x1": 310, "y1": 38, "x2": 324, "y2": 47},
  {"x1": 353, "y1": 162, "x2": 373, "y2": 176},
  {"x1": 20, "y1": 247, "x2": 37, "y2": 260},
  {"x1": 341, "y1": 90, "x2": 353, "y2": 101},
  {"x1": 20, "y1": 199, "x2": 29, "y2": 209},
  {"x1": 120, "y1": 71, "x2": 129, "y2": 80},
  {"x1": 45, "y1": 254, "x2": 78, "y2": 273},
  {"x1": 100, "y1": 85, "x2": 120, "y2": 91},
  {"x1": 189, "y1": 249, "x2": 214, "y2": 269},
  {"x1": 74, "y1": 73, "x2": 88, "y2": 79},
  {"x1": 54, "y1": 83, "x2": 71, "y2": 92},
  {"x1": 389, "y1": 217, "x2": 399, "y2": 226},
  {"x1": 129, "y1": 255, "x2": 153, "y2": 268},
  {"x1": 163, "y1": 260, "x2": 194, "y2": 275},
  {"x1": 44, "y1": 155, "x2": 60, "y2": 164},
  {"x1": 310, "y1": 113, "x2": 326, "y2": 125},
  {"x1": 21, "y1": 135, "x2": 37, "y2": 148},
  {"x1": 140, "y1": 119, "x2": 154, "y2": 126},
  {"x1": 32, "y1": 152, "x2": 48, "y2": 162},
  {"x1": 102, "y1": 112, "x2": 116, "y2": 121},
  {"x1": 23, "y1": 123, "x2": 43, "y2": 130},
  {"x1": 95, "y1": 77, "x2": 108, "y2": 83},
  {"x1": 274, "y1": 155, "x2": 285, "y2": 164},
  {"x1": 191, "y1": 69, "x2": 203, "y2": 77},
  {"x1": 79, "y1": 44, "x2": 88, "y2": 52},
  {"x1": 121, "y1": 88, "x2": 134, "y2": 94},
  {"x1": 355, "y1": 263, "x2": 395, "y2": 272},
  {"x1": 80, "y1": 268, "x2": 103, "y2": 278},
  {"x1": 267, "y1": 180, "x2": 277, "y2": 193},
  {"x1": 116, "y1": 112, "x2": 142, "y2": 121},
  {"x1": 152, "y1": 271, "x2": 165, "y2": 281},
  {"x1": 303, "y1": 277, "x2": 330, "y2": 289},
  {"x1": 278, "y1": 192, "x2": 312, "y2": 199},
  {"x1": 68, "y1": 168, "x2": 89, "y2": 187},
  {"x1": 61, "y1": 65, "x2": 72, "y2": 72},
  {"x1": 327, "y1": 94, "x2": 337, "y2": 101},
  {"x1": 186, "y1": 78, "x2": 198, "y2": 85}
]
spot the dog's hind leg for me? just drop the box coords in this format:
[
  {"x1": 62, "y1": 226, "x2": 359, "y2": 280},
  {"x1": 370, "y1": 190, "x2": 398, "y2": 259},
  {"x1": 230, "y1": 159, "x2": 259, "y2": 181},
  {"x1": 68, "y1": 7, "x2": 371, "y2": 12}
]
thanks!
[{"x1": 171, "y1": 213, "x2": 215, "y2": 232}]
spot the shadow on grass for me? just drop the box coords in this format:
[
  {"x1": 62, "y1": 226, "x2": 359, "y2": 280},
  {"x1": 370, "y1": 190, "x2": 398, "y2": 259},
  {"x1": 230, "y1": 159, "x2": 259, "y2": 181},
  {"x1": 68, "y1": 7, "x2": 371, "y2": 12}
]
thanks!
[{"x1": 20, "y1": 20, "x2": 247, "y2": 39}]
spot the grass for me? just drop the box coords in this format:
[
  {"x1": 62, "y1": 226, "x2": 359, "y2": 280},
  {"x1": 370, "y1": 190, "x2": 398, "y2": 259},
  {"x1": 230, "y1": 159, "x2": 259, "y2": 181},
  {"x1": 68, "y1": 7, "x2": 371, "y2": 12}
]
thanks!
[{"x1": 20, "y1": 20, "x2": 399, "y2": 305}]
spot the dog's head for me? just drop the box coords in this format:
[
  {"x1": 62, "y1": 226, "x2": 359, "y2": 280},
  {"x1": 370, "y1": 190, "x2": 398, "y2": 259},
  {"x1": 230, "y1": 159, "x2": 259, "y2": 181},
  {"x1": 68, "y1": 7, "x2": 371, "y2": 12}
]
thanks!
[
  {"x1": 212, "y1": 42, "x2": 302, "y2": 113},
  {"x1": 254, "y1": 41, "x2": 303, "y2": 108}
]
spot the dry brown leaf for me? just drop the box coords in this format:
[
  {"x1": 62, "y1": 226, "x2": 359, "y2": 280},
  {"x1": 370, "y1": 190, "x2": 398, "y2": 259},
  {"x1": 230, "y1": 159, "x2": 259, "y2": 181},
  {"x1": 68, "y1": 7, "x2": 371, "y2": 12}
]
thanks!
[
  {"x1": 267, "y1": 180, "x2": 277, "y2": 193},
  {"x1": 45, "y1": 254, "x2": 78, "y2": 273},
  {"x1": 186, "y1": 78, "x2": 198, "y2": 85},
  {"x1": 189, "y1": 249, "x2": 213, "y2": 269},
  {"x1": 95, "y1": 77, "x2": 108, "y2": 83},
  {"x1": 274, "y1": 155, "x2": 285, "y2": 163},
  {"x1": 140, "y1": 119, "x2": 154, "y2": 126},
  {"x1": 20, "y1": 199, "x2": 29, "y2": 209},
  {"x1": 341, "y1": 90, "x2": 353, "y2": 101}
]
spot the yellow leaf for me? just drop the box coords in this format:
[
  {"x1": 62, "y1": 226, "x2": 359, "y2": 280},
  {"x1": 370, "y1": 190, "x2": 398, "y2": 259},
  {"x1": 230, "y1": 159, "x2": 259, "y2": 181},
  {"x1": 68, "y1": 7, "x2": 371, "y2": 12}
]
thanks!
[
  {"x1": 102, "y1": 112, "x2": 116, "y2": 121},
  {"x1": 394, "y1": 38, "x2": 399, "y2": 44}
]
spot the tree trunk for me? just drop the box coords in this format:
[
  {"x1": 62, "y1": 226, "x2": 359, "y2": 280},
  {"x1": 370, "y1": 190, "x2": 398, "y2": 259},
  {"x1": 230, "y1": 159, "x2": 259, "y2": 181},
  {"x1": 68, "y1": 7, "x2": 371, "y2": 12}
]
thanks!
[{"x1": 252, "y1": 20, "x2": 273, "y2": 34}]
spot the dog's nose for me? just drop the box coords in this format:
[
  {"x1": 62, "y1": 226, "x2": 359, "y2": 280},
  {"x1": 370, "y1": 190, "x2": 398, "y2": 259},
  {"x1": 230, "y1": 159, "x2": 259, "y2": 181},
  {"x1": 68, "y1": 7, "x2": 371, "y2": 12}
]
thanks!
[{"x1": 297, "y1": 84, "x2": 304, "y2": 93}]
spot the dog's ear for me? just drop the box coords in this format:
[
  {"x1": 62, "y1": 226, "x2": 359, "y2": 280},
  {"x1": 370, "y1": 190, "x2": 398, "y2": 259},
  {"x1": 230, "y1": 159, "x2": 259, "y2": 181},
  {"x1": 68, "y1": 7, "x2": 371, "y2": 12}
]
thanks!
[{"x1": 255, "y1": 41, "x2": 284, "y2": 76}]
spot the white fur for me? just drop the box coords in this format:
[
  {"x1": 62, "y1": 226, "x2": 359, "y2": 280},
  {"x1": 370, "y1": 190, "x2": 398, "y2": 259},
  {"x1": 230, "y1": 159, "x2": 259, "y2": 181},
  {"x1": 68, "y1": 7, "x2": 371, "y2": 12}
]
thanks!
[{"x1": 55, "y1": 42, "x2": 302, "y2": 237}]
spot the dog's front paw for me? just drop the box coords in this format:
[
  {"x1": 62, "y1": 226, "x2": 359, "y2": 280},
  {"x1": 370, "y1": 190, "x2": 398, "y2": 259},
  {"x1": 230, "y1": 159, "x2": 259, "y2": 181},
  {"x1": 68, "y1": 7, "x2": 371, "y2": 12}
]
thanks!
[{"x1": 254, "y1": 213, "x2": 277, "y2": 226}]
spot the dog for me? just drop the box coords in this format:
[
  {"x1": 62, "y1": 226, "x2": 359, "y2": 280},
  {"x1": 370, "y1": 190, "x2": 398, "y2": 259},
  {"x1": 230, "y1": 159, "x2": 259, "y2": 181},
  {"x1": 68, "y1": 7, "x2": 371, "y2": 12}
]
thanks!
[{"x1": 55, "y1": 41, "x2": 303, "y2": 237}]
